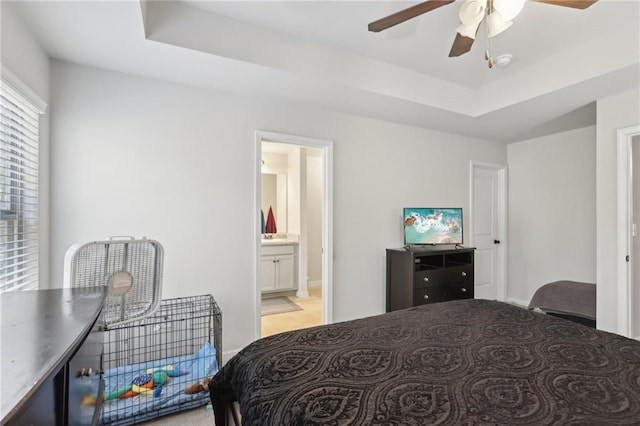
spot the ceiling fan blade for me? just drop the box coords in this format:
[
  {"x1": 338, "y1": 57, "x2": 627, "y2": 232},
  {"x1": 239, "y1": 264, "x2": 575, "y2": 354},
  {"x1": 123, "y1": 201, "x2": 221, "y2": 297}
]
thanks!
[
  {"x1": 368, "y1": 0, "x2": 455, "y2": 32},
  {"x1": 449, "y1": 33, "x2": 475, "y2": 57},
  {"x1": 531, "y1": 0, "x2": 597, "y2": 9}
]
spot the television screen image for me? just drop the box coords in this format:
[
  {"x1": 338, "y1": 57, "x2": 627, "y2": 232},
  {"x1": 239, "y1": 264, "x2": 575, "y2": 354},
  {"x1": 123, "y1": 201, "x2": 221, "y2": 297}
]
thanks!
[{"x1": 404, "y1": 208, "x2": 463, "y2": 245}]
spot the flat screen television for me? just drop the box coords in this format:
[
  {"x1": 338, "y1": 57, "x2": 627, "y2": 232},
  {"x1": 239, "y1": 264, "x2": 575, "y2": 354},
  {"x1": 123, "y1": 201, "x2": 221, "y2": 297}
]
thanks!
[{"x1": 403, "y1": 207, "x2": 463, "y2": 245}]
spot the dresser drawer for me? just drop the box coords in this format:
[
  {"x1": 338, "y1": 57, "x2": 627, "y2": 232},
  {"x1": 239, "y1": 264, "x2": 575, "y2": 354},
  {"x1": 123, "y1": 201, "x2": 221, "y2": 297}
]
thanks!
[
  {"x1": 414, "y1": 268, "x2": 449, "y2": 288},
  {"x1": 445, "y1": 265, "x2": 473, "y2": 284},
  {"x1": 447, "y1": 281, "x2": 474, "y2": 300},
  {"x1": 414, "y1": 286, "x2": 448, "y2": 305}
]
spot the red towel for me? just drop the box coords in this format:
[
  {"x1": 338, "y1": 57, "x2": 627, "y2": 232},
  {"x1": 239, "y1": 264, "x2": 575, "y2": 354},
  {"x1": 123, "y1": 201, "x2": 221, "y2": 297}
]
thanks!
[{"x1": 265, "y1": 206, "x2": 277, "y2": 234}]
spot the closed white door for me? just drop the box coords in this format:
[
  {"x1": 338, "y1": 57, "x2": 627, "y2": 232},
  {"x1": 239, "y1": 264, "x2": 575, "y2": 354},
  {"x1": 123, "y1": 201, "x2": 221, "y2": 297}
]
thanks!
[{"x1": 470, "y1": 163, "x2": 506, "y2": 300}]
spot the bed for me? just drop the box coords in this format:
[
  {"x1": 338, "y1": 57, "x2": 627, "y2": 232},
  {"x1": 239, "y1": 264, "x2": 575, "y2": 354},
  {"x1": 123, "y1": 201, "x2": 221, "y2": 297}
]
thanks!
[
  {"x1": 528, "y1": 280, "x2": 596, "y2": 328},
  {"x1": 209, "y1": 299, "x2": 640, "y2": 425}
]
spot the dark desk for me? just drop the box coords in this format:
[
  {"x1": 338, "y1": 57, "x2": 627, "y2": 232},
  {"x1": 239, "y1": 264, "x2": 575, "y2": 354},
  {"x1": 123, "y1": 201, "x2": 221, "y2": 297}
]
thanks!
[{"x1": 1, "y1": 287, "x2": 106, "y2": 425}]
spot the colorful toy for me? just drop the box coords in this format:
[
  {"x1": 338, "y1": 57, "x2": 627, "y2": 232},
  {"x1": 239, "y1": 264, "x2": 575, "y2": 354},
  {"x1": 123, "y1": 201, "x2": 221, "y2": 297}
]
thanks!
[
  {"x1": 117, "y1": 373, "x2": 156, "y2": 399},
  {"x1": 83, "y1": 365, "x2": 189, "y2": 405}
]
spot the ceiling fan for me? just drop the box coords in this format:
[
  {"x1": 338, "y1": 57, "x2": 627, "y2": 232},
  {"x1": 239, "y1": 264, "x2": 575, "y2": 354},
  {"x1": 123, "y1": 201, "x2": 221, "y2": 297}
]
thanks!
[{"x1": 368, "y1": 0, "x2": 597, "y2": 60}]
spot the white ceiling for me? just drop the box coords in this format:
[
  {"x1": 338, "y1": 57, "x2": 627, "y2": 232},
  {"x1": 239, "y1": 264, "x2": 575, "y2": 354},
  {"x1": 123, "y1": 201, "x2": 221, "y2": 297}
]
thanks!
[
  {"x1": 183, "y1": 0, "x2": 638, "y2": 88},
  {"x1": 6, "y1": 0, "x2": 640, "y2": 143}
]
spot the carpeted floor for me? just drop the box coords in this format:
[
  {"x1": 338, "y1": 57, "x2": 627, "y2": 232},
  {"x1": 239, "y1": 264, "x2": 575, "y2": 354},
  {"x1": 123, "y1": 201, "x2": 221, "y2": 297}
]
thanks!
[
  {"x1": 139, "y1": 405, "x2": 214, "y2": 425},
  {"x1": 261, "y1": 296, "x2": 302, "y2": 316}
]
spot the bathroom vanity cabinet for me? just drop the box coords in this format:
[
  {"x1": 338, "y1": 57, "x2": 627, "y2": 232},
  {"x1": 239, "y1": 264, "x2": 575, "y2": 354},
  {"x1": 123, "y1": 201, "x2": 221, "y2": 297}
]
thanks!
[{"x1": 261, "y1": 243, "x2": 298, "y2": 293}]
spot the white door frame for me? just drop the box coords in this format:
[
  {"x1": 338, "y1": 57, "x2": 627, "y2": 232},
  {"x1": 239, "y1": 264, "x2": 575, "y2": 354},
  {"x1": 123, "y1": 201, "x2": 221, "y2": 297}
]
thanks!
[
  {"x1": 254, "y1": 130, "x2": 334, "y2": 340},
  {"x1": 469, "y1": 161, "x2": 508, "y2": 302},
  {"x1": 616, "y1": 124, "x2": 640, "y2": 338}
]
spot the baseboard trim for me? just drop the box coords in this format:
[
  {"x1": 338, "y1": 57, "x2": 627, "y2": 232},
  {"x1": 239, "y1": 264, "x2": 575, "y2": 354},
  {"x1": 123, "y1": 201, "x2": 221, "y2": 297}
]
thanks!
[
  {"x1": 222, "y1": 349, "x2": 241, "y2": 366},
  {"x1": 506, "y1": 297, "x2": 529, "y2": 308},
  {"x1": 308, "y1": 280, "x2": 322, "y2": 288}
]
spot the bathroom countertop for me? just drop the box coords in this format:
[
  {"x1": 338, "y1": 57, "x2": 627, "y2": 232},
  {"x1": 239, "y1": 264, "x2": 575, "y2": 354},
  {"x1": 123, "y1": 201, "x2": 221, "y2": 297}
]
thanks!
[{"x1": 261, "y1": 239, "x2": 299, "y2": 246}]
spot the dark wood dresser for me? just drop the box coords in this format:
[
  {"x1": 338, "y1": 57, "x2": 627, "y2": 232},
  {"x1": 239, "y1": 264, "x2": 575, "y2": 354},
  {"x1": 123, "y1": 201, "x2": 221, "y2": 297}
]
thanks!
[
  {"x1": 386, "y1": 246, "x2": 475, "y2": 312},
  {"x1": 1, "y1": 287, "x2": 106, "y2": 425}
]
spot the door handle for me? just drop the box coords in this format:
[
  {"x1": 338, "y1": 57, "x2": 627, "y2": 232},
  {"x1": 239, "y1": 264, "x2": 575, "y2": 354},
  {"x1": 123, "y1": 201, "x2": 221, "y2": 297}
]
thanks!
[{"x1": 494, "y1": 239, "x2": 500, "y2": 244}]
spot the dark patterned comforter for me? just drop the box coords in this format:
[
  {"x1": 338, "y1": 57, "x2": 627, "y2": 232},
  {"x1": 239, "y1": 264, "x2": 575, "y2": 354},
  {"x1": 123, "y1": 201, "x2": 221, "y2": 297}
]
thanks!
[{"x1": 209, "y1": 299, "x2": 640, "y2": 425}]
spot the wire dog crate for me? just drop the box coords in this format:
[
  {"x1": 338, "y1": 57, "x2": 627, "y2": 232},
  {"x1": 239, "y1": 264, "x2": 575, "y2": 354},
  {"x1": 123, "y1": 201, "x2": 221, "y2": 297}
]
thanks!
[{"x1": 99, "y1": 294, "x2": 222, "y2": 425}]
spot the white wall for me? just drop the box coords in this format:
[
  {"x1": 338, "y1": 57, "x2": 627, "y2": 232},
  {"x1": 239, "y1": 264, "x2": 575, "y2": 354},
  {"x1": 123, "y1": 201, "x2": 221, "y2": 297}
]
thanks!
[
  {"x1": 596, "y1": 89, "x2": 640, "y2": 333},
  {"x1": 49, "y1": 61, "x2": 506, "y2": 358},
  {"x1": 507, "y1": 126, "x2": 596, "y2": 305},
  {"x1": 1, "y1": 4, "x2": 49, "y2": 100},
  {"x1": 1, "y1": 2, "x2": 51, "y2": 287},
  {"x1": 261, "y1": 152, "x2": 288, "y2": 175},
  {"x1": 286, "y1": 148, "x2": 302, "y2": 236}
]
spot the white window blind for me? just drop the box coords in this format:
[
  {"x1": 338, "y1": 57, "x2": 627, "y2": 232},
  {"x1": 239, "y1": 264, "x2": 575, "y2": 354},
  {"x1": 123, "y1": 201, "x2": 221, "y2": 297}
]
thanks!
[{"x1": 0, "y1": 80, "x2": 40, "y2": 292}]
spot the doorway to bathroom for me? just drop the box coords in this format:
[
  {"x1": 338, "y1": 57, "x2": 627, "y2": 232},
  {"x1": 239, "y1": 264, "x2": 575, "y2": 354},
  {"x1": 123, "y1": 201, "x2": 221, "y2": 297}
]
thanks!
[
  {"x1": 617, "y1": 125, "x2": 640, "y2": 339},
  {"x1": 254, "y1": 131, "x2": 333, "y2": 339}
]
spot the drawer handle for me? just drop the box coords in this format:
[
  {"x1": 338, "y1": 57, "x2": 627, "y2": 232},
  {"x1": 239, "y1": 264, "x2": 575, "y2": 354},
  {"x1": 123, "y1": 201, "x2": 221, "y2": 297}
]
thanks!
[
  {"x1": 423, "y1": 277, "x2": 429, "y2": 282},
  {"x1": 423, "y1": 295, "x2": 429, "y2": 300},
  {"x1": 461, "y1": 288, "x2": 467, "y2": 292},
  {"x1": 461, "y1": 272, "x2": 467, "y2": 277}
]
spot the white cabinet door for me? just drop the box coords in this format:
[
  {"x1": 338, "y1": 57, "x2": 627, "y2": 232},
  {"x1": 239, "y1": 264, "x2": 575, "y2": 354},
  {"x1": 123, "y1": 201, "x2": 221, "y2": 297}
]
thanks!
[
  {"x1": 275, "y1": 254, "x2": 295, "y2": 290},
  {"x1": 260, "y1": 256, "x2": 277, "y2": 291}
]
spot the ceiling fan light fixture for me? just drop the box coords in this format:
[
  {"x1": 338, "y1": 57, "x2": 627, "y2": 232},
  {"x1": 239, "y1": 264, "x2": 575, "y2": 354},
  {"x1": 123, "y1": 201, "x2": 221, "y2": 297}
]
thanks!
[
  {"x1": 494, "y1": 53, "x2": 513, "y2": 67},
  {"x1": 486, "y1": 12, "x2": 513, "y2": 37},
  {"x1": 492, "y1": 0, "x2": 526, "y2": 21},
  {"x1": 459, "y1": 0, "x2": 485, "y2": 25}
]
